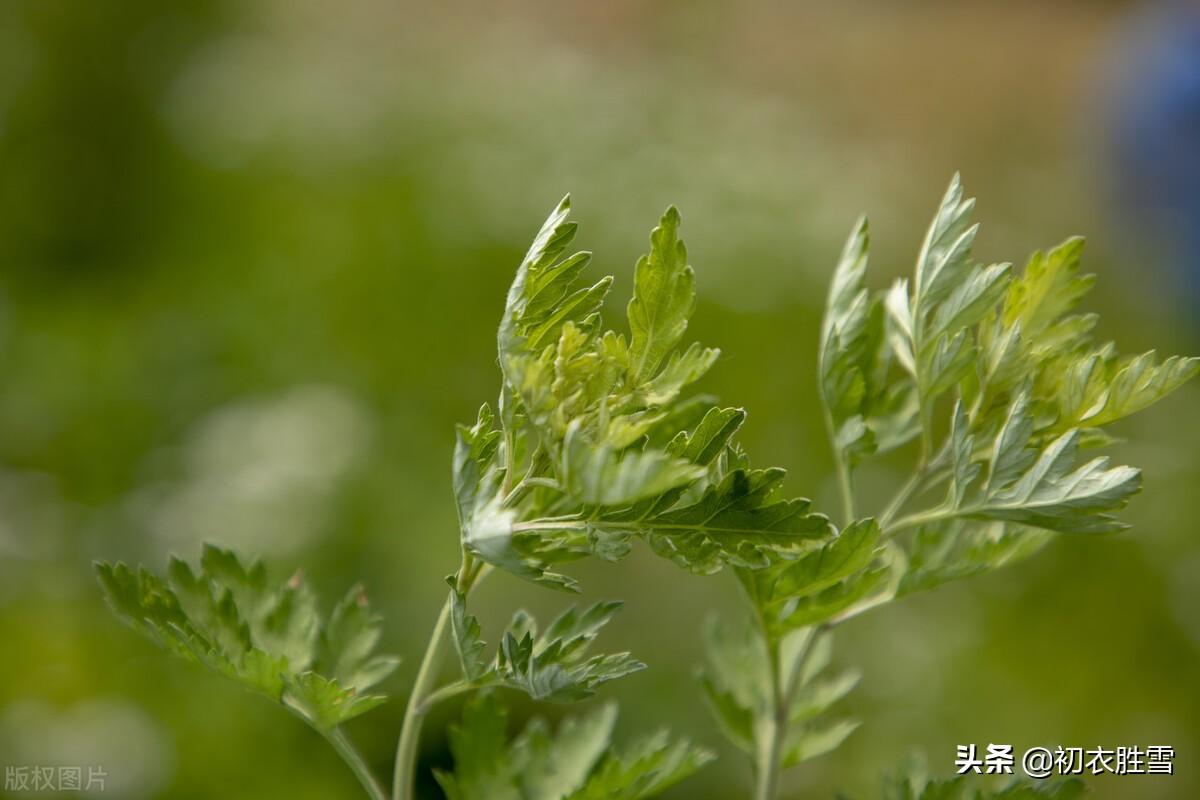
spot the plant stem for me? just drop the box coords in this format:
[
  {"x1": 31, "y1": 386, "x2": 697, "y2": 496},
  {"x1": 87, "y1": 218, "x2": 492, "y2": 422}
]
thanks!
[
  {"x1": 754, "y1": 633, "x2": 785, "y2": 800},
  {"x1": 753, "y1": 627, "x2": 819, "y2": 800},
  {"x1": 392, "y1": 595, "x2": 452, "y2": 800},
  {"x1": 416, "y1": 680, "x2": 473, "y2": 715},
  {"x1": 392, "y1": 559, "x2": 490, "y2": 800},
  {"x1": 879, "y1": 470, "x2": 924, "y2": 528},
  {"x1": 883, "y1": 507, "x2": 958, "y2": 539},
  {"x1": 821, "y1": 406, "x2": 856, "y2": 526},
  {"x1": 322, "y1": 727, "x2": 389, "y2": 800}
]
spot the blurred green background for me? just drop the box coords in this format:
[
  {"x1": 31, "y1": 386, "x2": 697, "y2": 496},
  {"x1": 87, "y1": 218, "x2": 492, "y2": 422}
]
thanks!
[{"x1": 1, "y1": 1, "x2": 1197, "y2": 798}]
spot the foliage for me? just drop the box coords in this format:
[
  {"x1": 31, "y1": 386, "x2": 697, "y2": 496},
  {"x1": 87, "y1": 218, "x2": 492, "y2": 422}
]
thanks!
[
  {"x1": 877, "y1": 771, "x2": 1085, "y2": 800},
  {"x1": 434, "y1": 694, "x2": 712, "y2": 800},
  {"x1": 699, "y1": 173, "x2": 1196, "y2": 797},
  {"x1": 97, "y1": 544, "x2": 398, "y2": 731},
  {"x1": 96, "y1": 177, "x2": 1195, "y2": 800}
]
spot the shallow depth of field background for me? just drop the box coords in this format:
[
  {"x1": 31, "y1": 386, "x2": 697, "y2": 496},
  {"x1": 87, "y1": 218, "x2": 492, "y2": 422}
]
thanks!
[{"x1": 1, "y1": 1, "x2": 1198, "y2": 798}]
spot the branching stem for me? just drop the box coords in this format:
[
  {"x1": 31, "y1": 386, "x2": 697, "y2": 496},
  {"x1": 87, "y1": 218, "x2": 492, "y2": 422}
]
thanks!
[{"x1": 392, "y1": 557, "x2": 490, "y2": 800}]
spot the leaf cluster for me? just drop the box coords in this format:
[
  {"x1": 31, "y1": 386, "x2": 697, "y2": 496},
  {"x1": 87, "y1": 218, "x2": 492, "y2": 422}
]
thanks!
[
  {"x1": 449, "y1": 590, "x2": 644, "y2": 703},
  {"x1": 455, "y1": 199, "x2": 834, "y2": 590},
  {"x1": 822, "y1": 175, "x2": 1197, "y2": 592},
  {"x1": 96, "y1": 545, "x2": 398, "y2": 730},
  {"x1": 435, "y1": 694, "x2": 712, "y2": 800}
]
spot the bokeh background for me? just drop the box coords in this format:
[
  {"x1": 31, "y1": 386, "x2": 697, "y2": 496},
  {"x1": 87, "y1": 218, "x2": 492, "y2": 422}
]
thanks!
[{"x1": 1, "y1": 1, "x2": 1198, "y2": 798}]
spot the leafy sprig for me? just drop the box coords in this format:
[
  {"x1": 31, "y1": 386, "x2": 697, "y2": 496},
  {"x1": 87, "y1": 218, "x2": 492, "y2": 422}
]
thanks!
[
  {"x1": 96, "y1": 177, "x2": 1196, "y2": 800},
  {"x1": 700, "y1": 174, "x2": 1197, "y2": 799},
  {"x1": 96, "y1": 545, "x2": 398, "y2": 799},
  {"x1": 448, "y1": 590, "x2": 644, "y2": 703},
  {"x1": 459, "y1": 198, "x2": 834, "y2": 591}
]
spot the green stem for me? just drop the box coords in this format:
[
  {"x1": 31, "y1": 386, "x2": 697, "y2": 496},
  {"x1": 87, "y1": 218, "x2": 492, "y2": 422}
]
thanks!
[
  {"x1": 879, "y1": 469, "x2": 926, "y2": 528},
  {"x1": 820, "y1": 405, "x2": 856, "y2": 526},
  {"x1": 416, "y1": 680, "x2": 474, "y2": 715},
  {"x1": 753, "y1": 633, "x2": 785, "y2": 800},
  {"x1": 392, "y1": 596, "x2": 451, "y2": 800},
  {"x1": 883, "y1": 507, "x2": 958, "y2": 539},
  {"x1": 322, "y1": 727, "x2": 388, "y2": 800},
  {"x1": 392, "y1": 559, "x2": 490, "y2": 800},
  {"x1": 833, "y1": 454, "x2": 855, "y2": 527}
]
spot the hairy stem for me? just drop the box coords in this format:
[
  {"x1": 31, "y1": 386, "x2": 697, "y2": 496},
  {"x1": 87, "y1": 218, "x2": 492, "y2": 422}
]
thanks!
[{"x1": 323, "y1": 727, "x2": 389, "y2": 800}]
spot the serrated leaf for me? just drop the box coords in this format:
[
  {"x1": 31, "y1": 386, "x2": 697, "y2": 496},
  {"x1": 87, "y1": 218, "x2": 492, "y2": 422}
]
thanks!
[
  {"x1": 703, "y1": 618, "x2": 860, "y2": 778},
  {"x1": 435, "y1": 693, "x2": 521, "y2": 800},
  {"x1": 782, "y1": 718, "x2": 860, "y2": 768},
  {"x1": 1075, "y1": 350, "x2": 1199, "y2": 428},
  {"x1": 899, "y1": 521, "x2": 1053, "y2": 597},
  {"x1": 775, "y1": 565, "x2": 890, "y2": 631},
  {"x1": 560, "y1": 420, "x2": 704, "y2": 507},
  {"x1": 284, "y1": 671, "x2": 387, "y2": 728},
  {"x1": 438, "y1": 694, "x2": 710, "y2": 800},
  {"x1": 450, "y1": 585, "x2": 491, "y2": 683},
  {"x1": 764, "y1": 519, "x2": 882, "y2": 601},
  {"x1": 913, "y1": 174, "x2": 978, "y2": 317},
  {"x1": 456, "y1": 600, "x2": 645, "y2": 703},
  {"x1": 567, "y1": 730, "x2": 715, "y2": 800},
  {"x1": 879, "y1": 769, "x2": 1086, "y2": 800},
  {"x1": 1002, "y1": 237, "x2": 1094, "y2": 343},
  {"x1": 928, "y1": 262, "x2": 1011, "y2": 343},
  {"x1": 635, "y1": 468, "x2": 832, "y2": 574},
  {"x1": 641, "y1": 342, "x2": 719, "y2": 406},
  {"x1": 318, "y1": 585, "x2": 398, "y2": 691},
  {"x1": 97, "y1": 547, "x2": 396, "y2": 732},
  {"x1": 947, "y1": 401, "x2": 980, "y2": 507},
  {"x1": 627, "y1": 207, "x2": 696, "y2": 385},
  {"x1": 986, "y1": 393, "x2": 1035, "y2": 494},
  {"x1": 519, "y1": 702, "x2": 617, "y2": 799}
]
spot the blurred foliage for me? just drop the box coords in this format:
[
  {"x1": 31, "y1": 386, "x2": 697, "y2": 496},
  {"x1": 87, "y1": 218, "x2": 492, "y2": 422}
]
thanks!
[{"x1": 0, "y1": 1, "x2": 1197, "y2": 799}]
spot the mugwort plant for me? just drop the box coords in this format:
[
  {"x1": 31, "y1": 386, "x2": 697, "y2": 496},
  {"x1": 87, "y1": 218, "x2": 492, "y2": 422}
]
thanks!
[{"x1": 98, "y1": 176, "x2": 1197, "y2": 799}]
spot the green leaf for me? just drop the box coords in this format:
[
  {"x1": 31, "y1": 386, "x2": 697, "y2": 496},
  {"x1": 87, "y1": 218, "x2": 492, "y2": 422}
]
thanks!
[
  {"x1": 560, "y1": 420, "x2": 704, "y2": 507},
  {"x1": 986, "y1": 393, "x2": 1035, "y2": 494},
  {"x1": 317, "y1": 585, "x2": 398, "y2": 691},
  {"x1": 435, "y1": 693, "x2": 521, "y2": 800},
  {"x1": 879, "y1": 768, "x2": 1086, "y2": 800},
  {"x1": 450, "y1": 598, "x2": 644, "y2": 703},
  {"x1": 633, "y1": 468, "x2": 832, "y2": 574},
  {"x1": 450, "y1": 584, "x2": 491, "y2": 683},
  {"x1": 97, "y1": 546, "x2": 396, "y2": 731},
  {"x1": 436, "y1": 694, "x2": 711, "y2": 800},
  {"x1": 285, "y1": 671, "x2": 388, "y2": 729},
  {"x1": 968, "y1": 430, "x2": 1141, "y2": 534},
  {"x1": 519, "y1": 702, "x2": 618, "y2": 799},
  {"x1": 782, "y1": 717, "x2": 860, "y2": 768},
  {"x1": 627, "y1": 207, "x2": 696, "y2": 385},
  {"x1": 764, "y1": 519, "x2": 882, "y2": 601},
  {"x1": 499, "y1": 196, "x2": 603, "y2": 370},
  {"x1": 899, "y1": 521, "x2": 1053, "y2": 597},
  {"x1": 927, "y1": 262, "x2": 1011, "y2": 344},
  {"x1": 913, "y1": 174, "x2": 978, "y2": 320},
  {"x1": 775, "y1": 565, "x2": 890, "y2": 631},
  {"x1": 568, "y1": 729, "x2": 715, "y2": 800},
  {"x1": 1001, "y1": 237, "x2": 1094, "y2": 346},
  {"x1": 701, "y1": 621, "x2": 860, "y2": 775},
  {"x1": 1072, "y1": 350, "x2": 1199, "y2": 428},
  {"x1": 698, "y1": 615, "x2": 769, "y2": 754}
]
